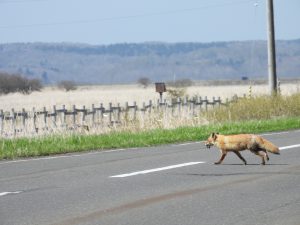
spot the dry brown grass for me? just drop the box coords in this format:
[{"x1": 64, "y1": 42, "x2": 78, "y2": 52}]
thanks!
[
  {"x1": 1, "y1": 83, "x2": 299, "y2": 112},
  {"x1": 205, "y1": 93, "x2": 300, "y2": 122}
]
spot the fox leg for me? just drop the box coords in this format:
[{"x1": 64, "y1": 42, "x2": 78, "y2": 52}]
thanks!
[
  {"x1": 250, "y1": 149, "x2": 267, "y2": 165},
  {"x1": 258, "y1": 148, "x2": 269, "y2": 161},
  {"x1": 233, "y1": 151, "x2": 247, "y2": 165},
  {"x1": 258, "y1": 151, "x2": 268, "y2": 165},
  {"x1": 258, "y1": 149, "x2": 269, "y2": 164},
  {"x1": 215, "y1": 153, "x2": 227, "y2": 164},
  {"x1": 266, "y1": 152, "x2": 270, "y2": 161}
]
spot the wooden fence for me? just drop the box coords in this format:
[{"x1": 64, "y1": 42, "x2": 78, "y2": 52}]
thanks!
[{"x1": 0, "y1": 96, "x2": 227, "y2": 137}]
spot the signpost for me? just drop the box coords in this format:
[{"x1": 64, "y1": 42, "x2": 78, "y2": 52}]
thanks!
[{"x1": 155, "y1": 82, "x2": 166, "y2": 103}]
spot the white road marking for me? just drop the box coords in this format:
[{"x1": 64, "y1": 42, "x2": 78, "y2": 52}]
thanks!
[
  {"x1": 110, "y1": 161, "x2": 205, "y2": 178},
  {"x1": 279, "y1": 144, "x2": 300, "y2": 150},
  {"x1": 0, "y1": 191, "x2": 22, "y2": 197},
  {"x1": 261, "y1": 131, "x2": 290, "y2": 136},
  {"x1": 176, "y1": 143, "x2": 195, "y2": 146}
]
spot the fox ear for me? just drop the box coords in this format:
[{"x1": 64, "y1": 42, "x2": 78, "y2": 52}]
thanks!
[{"x1": 212, "y1": 132, "x2": 218, "y2": 140}]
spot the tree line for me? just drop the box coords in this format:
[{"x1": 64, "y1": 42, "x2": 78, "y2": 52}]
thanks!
[
  {"x1": 0, "y1": 72, "x2": 42, "y2": 94},
  {"x1": 1, "y1": 40, "x2": 299, "y2": 84},
  {"x1": 0, "y1": 72, "x2": 78, "y2": 94}
]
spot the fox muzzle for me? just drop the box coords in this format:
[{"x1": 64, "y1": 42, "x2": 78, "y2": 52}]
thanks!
[{"x1": 205, "y1": 142, "x2": 213, "y2": 149}]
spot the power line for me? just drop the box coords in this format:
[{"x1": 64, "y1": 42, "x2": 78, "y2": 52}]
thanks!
[{"x1": 0, "y1": 0, "x2": 252, "y2": 29}]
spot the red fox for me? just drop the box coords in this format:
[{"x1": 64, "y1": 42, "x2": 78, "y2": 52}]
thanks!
[{"x1": 205, "y1": 133, "x2": 280, "y2": 165}]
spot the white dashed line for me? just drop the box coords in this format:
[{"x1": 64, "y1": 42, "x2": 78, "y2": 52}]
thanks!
[
  {"x1": 279, "y1": 144, "x2": 300, "y2": 150},
  {"x1": 261, "y1": 131, "x2": 290, "y2": 136},
  {"x1": 110, "y1": 161, "x2": 205, "y2": 178},
  {"x1": 0, "y1": 191, "x2": 22, "y2": 197}
]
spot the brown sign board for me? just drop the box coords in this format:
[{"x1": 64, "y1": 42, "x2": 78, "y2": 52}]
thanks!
[{"x1": 155, "y1": 82, "x2": 166, "y2": 93}]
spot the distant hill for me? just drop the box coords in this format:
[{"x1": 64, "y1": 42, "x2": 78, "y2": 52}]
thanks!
[{"x1": 0, "y1": 40, "x2": 299, "y2": 84}]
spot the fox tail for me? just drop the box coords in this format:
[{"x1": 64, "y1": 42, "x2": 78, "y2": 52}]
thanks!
[{"x1": 259, "y1": 137, "x2": 280, "y2": 155}]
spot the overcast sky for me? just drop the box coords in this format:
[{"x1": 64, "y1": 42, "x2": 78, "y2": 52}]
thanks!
[{"x1": 0, "y1": 0, "x2": 299, "y2": 45}]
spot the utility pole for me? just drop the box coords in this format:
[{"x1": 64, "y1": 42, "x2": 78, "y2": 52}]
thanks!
[{"x1": 266, "y1": 0, "x2": 277, "y2": 95}]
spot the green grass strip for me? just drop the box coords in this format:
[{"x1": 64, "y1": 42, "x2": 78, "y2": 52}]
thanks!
[{"x1": 1, "y1": 117, "x2": 300, "y2": 160}]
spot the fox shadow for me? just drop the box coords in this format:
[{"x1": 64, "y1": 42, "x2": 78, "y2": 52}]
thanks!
[
  {"x1": 185, "y1": 163, "x2": 290, "y2": 177},
  {"x1": 220, "y1": 163, "x2": 288, "y2": 166},
  {"x1": 186, "y1": 172, "x2": 291, "y2": 177}
]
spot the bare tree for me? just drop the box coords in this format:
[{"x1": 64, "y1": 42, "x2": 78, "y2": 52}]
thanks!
[
  {"x1": 57, "y1": 80, "x2": 77, "y2": 92},
  {"x1": 137, "y1": 77, "x2": 151, "y2": 88},
  {"x1": 0, "y1": 72, "x2": 42, "y2": 94}
]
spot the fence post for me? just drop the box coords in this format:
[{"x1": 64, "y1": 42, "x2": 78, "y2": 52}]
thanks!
[
  {"x1": 62, "y1": 105, "x2": 66, "y2": 127},
  {"x1": 198, "y1": 97, "x2": 202, "y2": 111},
  {"x1": 177, "y1": 98, "x2": 181, "y2": 115},
  {"x1": 0, "y1": 109, "x2": 3, "y2": 136},
  {"x1": 33, "y1": 107, "x2": 37, "y2": 133},
  {"x1": 82, "y1": 105, "x2": 86, "y2": 124},
  {"x1": 22, "y1": 108, "x2": 26, "y2": 132},
  {"x1": 53, "y1": 105, "x2": 57, "y2": 127},
  {"x1": 72, "y1": 105, "x2": 76, "y2": 126},
  {"x1": 43, "y1": 106, "x2": 47, "y2": 129},
  {"x1": 100, "y1": 103, "x2": 104, "y2": 124},
  {"x1": 204, "y1": 96, "x2": 208, "y2": 111},
  {"x1": 183, "y1": 97, "x2": 187, "y2": 114},
  {"x1": 117, "y1": 103, "x2": 121, "y2": 122},
  {"x1": 141, "y1": 102, "x2": 145, "y2": 127},
  {"x1": 149, "y1": 100, "x2": 152, "y2": 114},
  {"x1": 133, "y1": 101, "x2": 137, "y2": 120},
  {"x1": 91, "y1": 104, "x2": 95, "y2": 126},
  {"x1": 191, "y1": 98, "x2": 195, "y2": 115},
  {"x1": 109, "y1": 102, "x2": 112, "y2": 124},
  {"x1": 11, "y1": 108, "x2": 16, "y2": 136},
  {"x1": 125, "y1": 102, "x2": 129, "y2": 121},
  {"x1": 196, "y1": 96, "x2": 202, "y2": 114}
]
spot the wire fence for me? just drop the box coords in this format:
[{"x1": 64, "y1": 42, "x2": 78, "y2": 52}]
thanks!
[{"x1": 0, "y1": 96, "x2": 236, "y2": 138}]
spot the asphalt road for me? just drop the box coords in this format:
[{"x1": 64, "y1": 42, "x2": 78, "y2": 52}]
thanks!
[{"x1": 1, "y1": 130, "x2": 300, "y2": 225}]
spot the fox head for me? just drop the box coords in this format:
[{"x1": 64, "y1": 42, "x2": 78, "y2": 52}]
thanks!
[{"x1": 205, "y1": 132, "x2": 219, "y2": 149}]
